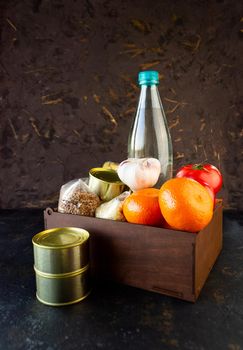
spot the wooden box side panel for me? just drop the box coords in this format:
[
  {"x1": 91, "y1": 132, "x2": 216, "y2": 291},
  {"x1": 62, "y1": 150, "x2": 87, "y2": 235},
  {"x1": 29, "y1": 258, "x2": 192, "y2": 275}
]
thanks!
[
  {"x1": 195, "y1": 202, "x2": 223, "y2": 298},
  {"x1": 44, "y1": 209, "x2": 196, "y2": 302}
]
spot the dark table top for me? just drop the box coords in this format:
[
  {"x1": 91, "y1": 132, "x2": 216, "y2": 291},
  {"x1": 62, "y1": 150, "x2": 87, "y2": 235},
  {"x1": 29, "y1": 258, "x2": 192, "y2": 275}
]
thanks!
[{"x1": 0, "y1": 209, "x2": 243, "y2": 350}]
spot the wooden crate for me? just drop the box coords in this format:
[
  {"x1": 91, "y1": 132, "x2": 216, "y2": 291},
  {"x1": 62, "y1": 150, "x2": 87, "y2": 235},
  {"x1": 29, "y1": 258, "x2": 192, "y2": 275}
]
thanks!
[{"x1": 44, "y1": 200, "x2": 223, "y2": 302}]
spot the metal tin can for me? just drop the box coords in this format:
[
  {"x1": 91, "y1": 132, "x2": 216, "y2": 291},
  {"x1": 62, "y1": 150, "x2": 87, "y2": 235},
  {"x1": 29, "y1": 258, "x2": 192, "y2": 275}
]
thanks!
[
  {"x1": 89, "y1": 167, "x2": 125, "y2": 202},
  {"x1": 32, "y1": 227, "x2": 91, "y2": 306},
  {"x1": 34, "y1": 265, "x2": 91, "y2": 306}
]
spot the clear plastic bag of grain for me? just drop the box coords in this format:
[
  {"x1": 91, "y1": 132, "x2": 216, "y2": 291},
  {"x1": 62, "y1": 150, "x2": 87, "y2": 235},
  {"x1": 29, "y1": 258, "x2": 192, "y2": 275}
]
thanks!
[{"x1": 58, "y1": 179, "x2": 100, "y2": 216}]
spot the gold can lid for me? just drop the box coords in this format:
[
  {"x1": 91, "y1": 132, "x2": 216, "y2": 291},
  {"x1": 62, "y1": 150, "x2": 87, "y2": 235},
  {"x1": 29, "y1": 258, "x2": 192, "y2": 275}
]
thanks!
[
  {"x1": 32, "y1": 227, "x2": 89, "y2": 249},
  {"x1": 89, "y1": 167, "x2": 122, "y2": 184}
]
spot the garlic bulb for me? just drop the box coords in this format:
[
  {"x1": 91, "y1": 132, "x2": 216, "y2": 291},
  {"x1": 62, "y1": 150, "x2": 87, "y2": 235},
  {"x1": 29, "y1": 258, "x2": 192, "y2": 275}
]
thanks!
[{"x1": 117, "y1": 158, "x2": 161, "y2": 191}]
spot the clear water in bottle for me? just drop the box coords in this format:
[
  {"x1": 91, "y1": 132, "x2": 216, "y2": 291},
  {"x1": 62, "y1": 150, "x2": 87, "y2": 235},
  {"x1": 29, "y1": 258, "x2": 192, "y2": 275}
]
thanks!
[{"x1": 128, "y1": 71, "x2": 173, "y2": 187}]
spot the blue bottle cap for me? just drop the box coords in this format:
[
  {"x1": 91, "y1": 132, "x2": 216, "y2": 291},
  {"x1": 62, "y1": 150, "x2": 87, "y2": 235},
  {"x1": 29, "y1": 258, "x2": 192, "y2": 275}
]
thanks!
[{"x1": 138, "y1": 70, "x2": 159, "y2": 85}]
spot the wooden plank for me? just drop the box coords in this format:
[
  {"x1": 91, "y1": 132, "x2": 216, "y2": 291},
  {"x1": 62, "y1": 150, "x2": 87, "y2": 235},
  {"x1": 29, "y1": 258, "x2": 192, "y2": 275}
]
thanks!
[{"x1": 194, "y1": 201, "x2": 223, "y2": 299}]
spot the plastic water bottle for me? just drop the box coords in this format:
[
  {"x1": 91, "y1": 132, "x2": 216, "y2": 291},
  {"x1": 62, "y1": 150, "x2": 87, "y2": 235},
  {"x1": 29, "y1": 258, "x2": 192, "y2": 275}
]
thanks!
[{"x1": 128, "y1": 71, "x2": 173, "y2": 187}]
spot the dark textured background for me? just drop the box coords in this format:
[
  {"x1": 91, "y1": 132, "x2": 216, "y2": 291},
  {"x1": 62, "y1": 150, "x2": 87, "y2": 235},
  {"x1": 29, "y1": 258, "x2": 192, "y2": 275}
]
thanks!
[{"x1": 0, "y1": 0, "x2": 242, "y2": 209}]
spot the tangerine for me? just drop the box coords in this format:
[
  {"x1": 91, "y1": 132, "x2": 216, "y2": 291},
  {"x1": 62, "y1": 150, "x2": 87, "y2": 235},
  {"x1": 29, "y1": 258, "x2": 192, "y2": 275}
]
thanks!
[
  {"x1": 123, "y1": 188, "x2": 164, "y2": 227},
  {"x1": 159, "y1": 178, "x2": 213, "y2": 233}
]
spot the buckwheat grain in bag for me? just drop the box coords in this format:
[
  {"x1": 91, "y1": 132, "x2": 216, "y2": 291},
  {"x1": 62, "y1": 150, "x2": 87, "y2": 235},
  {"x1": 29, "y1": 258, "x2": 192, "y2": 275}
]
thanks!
[{"x1": 58, "y1": 178, "x2": 100, "y2": 217}]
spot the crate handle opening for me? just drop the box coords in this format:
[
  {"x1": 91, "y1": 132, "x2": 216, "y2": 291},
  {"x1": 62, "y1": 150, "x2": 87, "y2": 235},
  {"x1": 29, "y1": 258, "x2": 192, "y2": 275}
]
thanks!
[{"x1": 46, "y1": 208, "x2": 53, "y2": 216}]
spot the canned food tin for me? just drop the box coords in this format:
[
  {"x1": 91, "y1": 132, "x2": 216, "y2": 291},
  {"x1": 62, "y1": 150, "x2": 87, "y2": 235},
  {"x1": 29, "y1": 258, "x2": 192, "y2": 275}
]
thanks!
[
  {"x1": 33, "y1": 227, "x2": 89, "y2": 274},
  {"x1": 89, "y1": 167, "x2": 125, "y2": 202},
  {"x1": 32, "y1": 227, "x2": 91, "y2": 306},
  {"x1": 34, "y1": 265, "x2": 91, "y2": 306}
]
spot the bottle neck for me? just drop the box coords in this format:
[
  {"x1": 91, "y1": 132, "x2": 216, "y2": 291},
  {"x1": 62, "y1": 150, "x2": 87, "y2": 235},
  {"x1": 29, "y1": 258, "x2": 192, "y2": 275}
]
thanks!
[{"x1": 138, "y1": 84, "x2": 161, "y2": 109}]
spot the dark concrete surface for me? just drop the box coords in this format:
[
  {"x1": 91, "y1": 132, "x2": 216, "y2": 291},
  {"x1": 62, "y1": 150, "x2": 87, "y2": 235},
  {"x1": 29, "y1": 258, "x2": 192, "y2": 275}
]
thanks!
[
  {"x1": 0, "y1": 0, "x2": 243, "y2": 210},
  {"x1": 0, "y1": 209, "x2": 242, "y2": 350}
]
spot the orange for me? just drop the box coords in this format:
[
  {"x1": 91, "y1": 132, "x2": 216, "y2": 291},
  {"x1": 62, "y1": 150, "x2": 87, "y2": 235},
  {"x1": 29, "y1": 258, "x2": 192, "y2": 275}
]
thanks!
[
  {"x1": 123, "y1": 188, "x2": 165, "y2": 227},
  {"x1": 159, "y1": 178, "x2": 213, "y2": 233}
]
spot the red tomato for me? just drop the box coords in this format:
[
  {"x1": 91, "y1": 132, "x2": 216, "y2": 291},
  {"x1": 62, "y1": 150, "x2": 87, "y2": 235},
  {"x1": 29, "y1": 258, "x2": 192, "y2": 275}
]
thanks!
[{"x1": 176, "y1": 164, "x2": 223, "y2": 194}]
